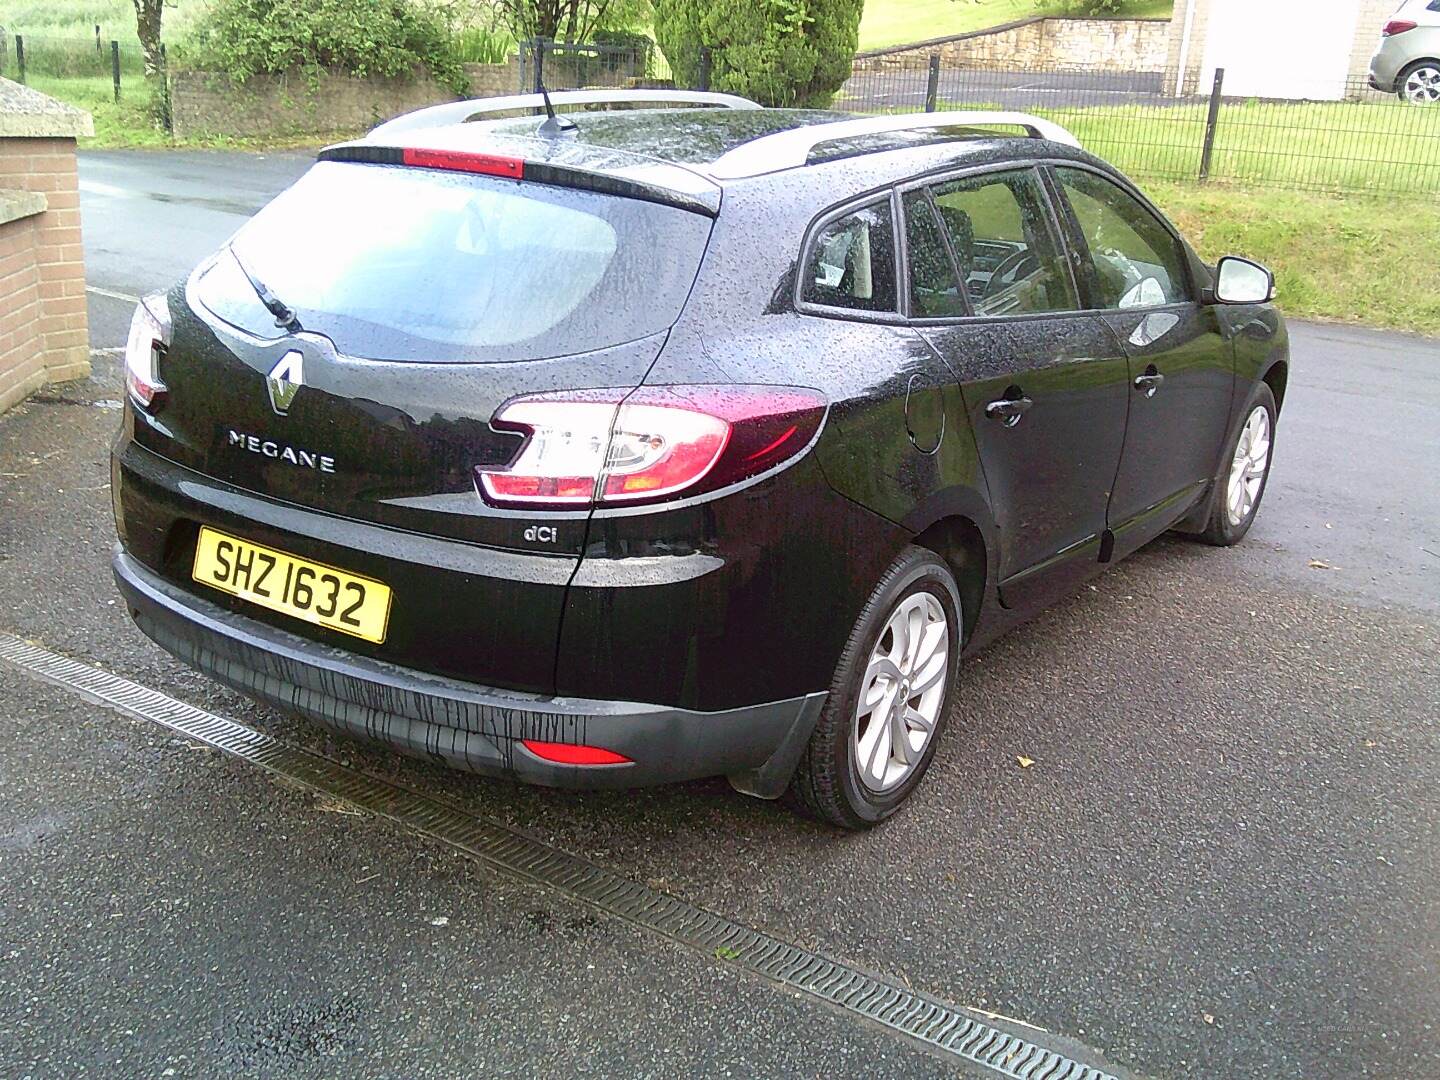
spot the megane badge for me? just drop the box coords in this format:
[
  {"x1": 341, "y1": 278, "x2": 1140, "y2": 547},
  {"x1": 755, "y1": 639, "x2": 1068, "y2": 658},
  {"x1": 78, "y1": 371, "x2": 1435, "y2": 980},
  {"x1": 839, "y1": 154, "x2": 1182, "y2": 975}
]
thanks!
[{"x1": 266, "y1": 350, "x2": 304, "y2": 416}]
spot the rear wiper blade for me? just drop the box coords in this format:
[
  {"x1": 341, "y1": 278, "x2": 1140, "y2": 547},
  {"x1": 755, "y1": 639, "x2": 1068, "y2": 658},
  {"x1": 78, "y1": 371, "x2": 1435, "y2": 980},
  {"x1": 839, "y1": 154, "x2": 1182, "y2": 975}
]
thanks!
[{"x1": 230, "y1": 246, "x2": 302, "y2": 334}]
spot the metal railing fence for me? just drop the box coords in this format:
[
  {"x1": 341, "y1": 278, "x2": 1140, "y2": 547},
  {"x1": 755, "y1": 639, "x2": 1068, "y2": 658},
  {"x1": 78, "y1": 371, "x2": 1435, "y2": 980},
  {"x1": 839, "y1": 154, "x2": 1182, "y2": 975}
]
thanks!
[{"x1": 839, "y1": 59, "x2": 1440, "y2": 196}]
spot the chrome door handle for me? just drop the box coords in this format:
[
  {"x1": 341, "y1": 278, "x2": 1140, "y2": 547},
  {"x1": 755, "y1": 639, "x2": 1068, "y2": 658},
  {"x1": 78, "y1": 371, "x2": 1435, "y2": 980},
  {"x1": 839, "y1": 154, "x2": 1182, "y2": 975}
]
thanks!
[
  {"x1": 985, "y1": 396, "x2": 1033, "y2": 427},
  {"x1": 1134, "y1": 370, "x2": 1165, "y2": 397}
]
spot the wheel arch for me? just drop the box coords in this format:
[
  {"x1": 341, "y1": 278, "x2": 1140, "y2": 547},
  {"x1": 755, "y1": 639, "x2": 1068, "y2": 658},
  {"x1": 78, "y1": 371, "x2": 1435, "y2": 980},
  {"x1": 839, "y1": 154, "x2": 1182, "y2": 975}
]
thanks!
[
  {"x1": 1262, "y1": 359, "x2": 1288, "y2": 416},
  {"x1": 910, "y1": 515, "x2": 988, "y2": 643}
]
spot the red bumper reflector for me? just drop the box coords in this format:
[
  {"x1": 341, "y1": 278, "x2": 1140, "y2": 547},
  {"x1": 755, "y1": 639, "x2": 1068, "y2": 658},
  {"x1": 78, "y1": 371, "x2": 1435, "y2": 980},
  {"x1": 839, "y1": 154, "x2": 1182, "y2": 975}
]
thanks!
[
  {"x1": 401, "y1": 147, "x2": 525, "y2": 179},
  {"x1": 521, "y1": 740, "x2": 632, "y2": 766}
]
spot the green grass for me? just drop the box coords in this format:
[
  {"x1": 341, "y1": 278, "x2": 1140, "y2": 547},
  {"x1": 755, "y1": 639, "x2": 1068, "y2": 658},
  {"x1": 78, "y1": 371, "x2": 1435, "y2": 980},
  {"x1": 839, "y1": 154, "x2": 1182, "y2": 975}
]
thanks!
[
  {"x1": 1042, "y1": 98, "x2": 1440, "y2": 195},
  {"x1": 0, "y1": 0, "x2": 212, "y2": 43},
  {"x1": 858, "y1": 0, "x2": 1173, "y2": 52},
  {"x1": 1147, "y1": 182, "x2": 1440, "y2": 336}
]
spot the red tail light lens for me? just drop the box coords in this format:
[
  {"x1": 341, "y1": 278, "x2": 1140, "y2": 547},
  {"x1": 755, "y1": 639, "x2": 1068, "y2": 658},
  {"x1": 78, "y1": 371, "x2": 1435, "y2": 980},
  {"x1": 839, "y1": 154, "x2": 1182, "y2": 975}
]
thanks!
[
  {"x1": 476, "y1": 385, "x2": 828, "y2": 509},
  {"x1": 125, "y1": 293, "x2": 170, "y2": 410},
  {"x1": 1383, "y1": 18, "x2": 1417, "y2": 34},
  {"x1": 522, "y1": 740, "x2": 631, "y2": 766}
]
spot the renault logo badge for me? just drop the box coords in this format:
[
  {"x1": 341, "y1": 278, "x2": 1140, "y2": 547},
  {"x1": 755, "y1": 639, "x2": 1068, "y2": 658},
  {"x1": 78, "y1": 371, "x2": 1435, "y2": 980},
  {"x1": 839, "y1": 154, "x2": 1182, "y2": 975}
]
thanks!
[{"x1": 266, "y1": 350, "x2": 304, "y2": 416}]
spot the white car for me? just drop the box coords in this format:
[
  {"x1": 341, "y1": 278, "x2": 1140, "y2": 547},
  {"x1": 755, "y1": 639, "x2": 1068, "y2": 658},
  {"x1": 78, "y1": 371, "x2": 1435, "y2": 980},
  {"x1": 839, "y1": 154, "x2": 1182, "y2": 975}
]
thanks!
[{"x1": 1369, "y1": 0, "x2": 1440, "y2": 103}]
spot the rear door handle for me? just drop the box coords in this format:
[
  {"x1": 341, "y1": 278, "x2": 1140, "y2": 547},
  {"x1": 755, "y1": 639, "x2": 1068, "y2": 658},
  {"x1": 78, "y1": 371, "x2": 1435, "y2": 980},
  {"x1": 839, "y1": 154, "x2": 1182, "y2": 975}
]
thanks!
[
  {"x1": 1134, "y1": 369, "x2": 1165, "y2": 397},
  {"x1": 985, "y1": 396, "x2": 1033, "y2": 427}
]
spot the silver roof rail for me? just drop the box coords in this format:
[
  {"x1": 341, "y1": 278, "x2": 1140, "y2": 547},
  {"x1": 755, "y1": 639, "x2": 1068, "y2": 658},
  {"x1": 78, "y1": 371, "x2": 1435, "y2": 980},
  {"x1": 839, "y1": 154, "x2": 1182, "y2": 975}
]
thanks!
[
  {"x1": 369, "y1": 89, "x2": 762, "y2": 140},
  {"x1": 708, "y1": 111, "x2": 1081, "y2": 179}
]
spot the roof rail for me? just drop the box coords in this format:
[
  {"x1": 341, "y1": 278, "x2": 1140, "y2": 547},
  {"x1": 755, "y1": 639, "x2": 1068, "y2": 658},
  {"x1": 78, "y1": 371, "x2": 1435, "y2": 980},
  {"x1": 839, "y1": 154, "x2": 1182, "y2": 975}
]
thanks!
[
  {"x1": 369, "y1": 89, "x2": 762, "y2": 140},
  {"x1": 708, "y1": 111, "x2": 1080, "y2": 179}
]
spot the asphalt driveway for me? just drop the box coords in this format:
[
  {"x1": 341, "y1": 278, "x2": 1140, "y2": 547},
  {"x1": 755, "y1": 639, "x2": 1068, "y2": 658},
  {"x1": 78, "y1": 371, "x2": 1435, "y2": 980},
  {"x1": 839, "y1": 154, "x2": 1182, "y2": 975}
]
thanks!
[{"x1": 0, "y1": 149, "x2": 1435, "y2": 1079}]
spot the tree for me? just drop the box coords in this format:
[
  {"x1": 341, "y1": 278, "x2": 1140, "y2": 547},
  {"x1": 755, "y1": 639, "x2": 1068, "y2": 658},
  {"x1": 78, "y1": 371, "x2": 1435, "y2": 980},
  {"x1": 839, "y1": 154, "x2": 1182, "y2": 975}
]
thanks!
[
  {"x1": 133, "y1": 0, "x2": 163, "y2": 76},
  {"x1": 493, "y1": 0, "x2": 627, "y2": 42},
  {"x1": 653, "y1": 0, "x2": 863, "y2": 108}
]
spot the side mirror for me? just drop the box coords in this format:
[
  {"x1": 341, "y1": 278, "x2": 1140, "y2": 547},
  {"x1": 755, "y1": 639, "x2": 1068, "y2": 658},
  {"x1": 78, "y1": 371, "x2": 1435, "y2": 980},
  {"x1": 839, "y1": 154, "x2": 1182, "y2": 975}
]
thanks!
[{"x1": 1214, "y1": 256, "x2": 1275, "y2": 304}]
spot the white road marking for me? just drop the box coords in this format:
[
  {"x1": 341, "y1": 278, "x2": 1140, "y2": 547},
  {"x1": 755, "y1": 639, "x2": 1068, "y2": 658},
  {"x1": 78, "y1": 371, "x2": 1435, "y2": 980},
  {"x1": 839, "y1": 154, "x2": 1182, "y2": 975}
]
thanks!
[
  {"x1": 86, "y1": 285, "x2": 140, "y2": 304},
  {"x1": 78, "y1": 179, "x2": 134, "y2": 198}
]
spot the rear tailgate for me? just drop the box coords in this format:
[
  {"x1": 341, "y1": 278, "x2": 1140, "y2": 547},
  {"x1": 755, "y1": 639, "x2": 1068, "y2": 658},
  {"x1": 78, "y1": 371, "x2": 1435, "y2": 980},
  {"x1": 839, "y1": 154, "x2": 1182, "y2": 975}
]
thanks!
[{"x1": 129, "y1": 148, "x2": 717, "y2": 692}]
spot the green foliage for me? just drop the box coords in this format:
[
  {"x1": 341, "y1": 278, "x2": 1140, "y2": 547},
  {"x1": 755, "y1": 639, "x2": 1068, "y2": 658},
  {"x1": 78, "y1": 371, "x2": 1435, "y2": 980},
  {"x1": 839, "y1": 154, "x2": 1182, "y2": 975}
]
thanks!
[
  {"x1": 453, "y1": 25, "x2": 516, "y2": 64},
  {"x1": 653, "y1": 0, "x2": 863, "y2": 107},
  {"x1": 187, "y1": 0, "x2": 469, "y2": 96}
]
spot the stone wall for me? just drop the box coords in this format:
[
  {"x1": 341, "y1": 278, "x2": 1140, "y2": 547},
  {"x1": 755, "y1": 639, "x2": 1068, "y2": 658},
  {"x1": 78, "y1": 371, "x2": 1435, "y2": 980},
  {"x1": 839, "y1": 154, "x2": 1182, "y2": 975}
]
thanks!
[
  {"x1": 854, "y1": 17, "x2": 1171, "y2": 74},
  {"x1": 169, "y1": 60, "x2": 531, "y2": 140},
  {"x1": 169, "y1": 68, "x2": 459, "y2": 140},
  {"x1": 0, "y1": 81, "x2": 92, "y2": 416}
]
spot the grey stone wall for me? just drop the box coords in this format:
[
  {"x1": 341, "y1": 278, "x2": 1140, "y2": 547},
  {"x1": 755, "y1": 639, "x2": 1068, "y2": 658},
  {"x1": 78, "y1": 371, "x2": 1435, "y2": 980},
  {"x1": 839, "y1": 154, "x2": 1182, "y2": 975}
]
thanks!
[
  {"x1": 854, "y1": 17, "x2": 1171, "y2": 74},
  {"x1": 169, "y1": 61, "x2": 524, "y2": 140}
]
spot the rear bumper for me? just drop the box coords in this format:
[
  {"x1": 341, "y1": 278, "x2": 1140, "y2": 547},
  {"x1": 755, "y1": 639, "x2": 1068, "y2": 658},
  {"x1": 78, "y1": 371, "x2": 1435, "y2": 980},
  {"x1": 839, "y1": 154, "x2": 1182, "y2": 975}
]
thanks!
[
  {"x1": 1368, "y1": 41, "x2": 1406, "y2": 92},
  {"x1": 114, "y1": 548, "x2": 825, "y2": 795}
]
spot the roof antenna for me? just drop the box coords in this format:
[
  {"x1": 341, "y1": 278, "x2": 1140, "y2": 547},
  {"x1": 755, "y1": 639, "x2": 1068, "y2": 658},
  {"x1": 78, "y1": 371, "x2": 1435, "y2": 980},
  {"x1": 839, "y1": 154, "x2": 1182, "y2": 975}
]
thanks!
[{"x1": 537, "y1": 84, "x2": 578, "y2": 138}]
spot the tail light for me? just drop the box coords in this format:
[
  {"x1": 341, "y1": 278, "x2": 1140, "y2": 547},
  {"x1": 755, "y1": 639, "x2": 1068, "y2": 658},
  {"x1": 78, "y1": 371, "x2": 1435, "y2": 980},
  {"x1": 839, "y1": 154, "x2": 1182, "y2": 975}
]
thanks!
[
  {"x1": 476, "y1": 385, "x2": 828, "y2": 509},
  {"x1": 1383, "y1": 19, "x2": 1417, "y2": 34},
  {"x1": 125, "y1": 293, "x2": 170, "y2": 410}
]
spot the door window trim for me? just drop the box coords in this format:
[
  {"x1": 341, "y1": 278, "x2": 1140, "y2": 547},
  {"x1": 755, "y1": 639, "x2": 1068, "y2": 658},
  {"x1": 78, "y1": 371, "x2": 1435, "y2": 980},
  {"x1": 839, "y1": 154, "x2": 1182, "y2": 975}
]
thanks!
[
  {"x1": 793, "y1": 189, "x2": 907, "y2": 325},
  {"x1": 893, "y1": 162, "x2": 1085, "y2": 328},
  {"x1": 1040, "y1": 161, "x2": 1200, "y2": 313}
]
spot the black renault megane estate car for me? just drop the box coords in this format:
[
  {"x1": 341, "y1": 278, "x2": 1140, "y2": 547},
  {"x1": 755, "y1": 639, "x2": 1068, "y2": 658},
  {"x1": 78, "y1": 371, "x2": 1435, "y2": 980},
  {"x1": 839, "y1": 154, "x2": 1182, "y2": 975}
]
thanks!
[{"x1": 112, "y1": 90, "x2": 1287, "y2": 828}]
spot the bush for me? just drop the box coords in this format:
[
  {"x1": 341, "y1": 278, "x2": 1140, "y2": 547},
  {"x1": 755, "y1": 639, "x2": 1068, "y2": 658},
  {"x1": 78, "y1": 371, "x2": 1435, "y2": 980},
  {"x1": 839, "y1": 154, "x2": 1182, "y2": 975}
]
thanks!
[
  {"x1": 653, "y1": 0, "x2": 863, "y2": 108},
  {"x1": 187, "y1": 0, "x2": 469, "y2": 95}
]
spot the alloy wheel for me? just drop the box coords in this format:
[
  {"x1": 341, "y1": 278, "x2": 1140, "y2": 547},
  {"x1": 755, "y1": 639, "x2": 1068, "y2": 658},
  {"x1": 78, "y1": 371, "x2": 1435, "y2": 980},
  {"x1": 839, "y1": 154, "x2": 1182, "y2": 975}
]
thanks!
[
  {"x1": 852, "y1": 592, "x2": 949, "y2": 792},
  {"x1": 1403, "y1": 64, "x2": 1440, "y2": 104},
  {"x1": 1226, "y1": 405, "x2": 1272, "y2": 526}
]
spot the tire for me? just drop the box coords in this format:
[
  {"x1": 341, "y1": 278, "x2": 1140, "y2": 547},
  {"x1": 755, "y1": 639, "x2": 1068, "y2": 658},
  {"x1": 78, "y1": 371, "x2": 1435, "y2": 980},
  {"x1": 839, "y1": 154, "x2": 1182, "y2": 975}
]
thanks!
[
  {"x1": 1397, "y1": 60, "x2": 1440, "y2": 105},
  {"x1": 1194, "y1": 383, "x2": 1277, "y2": 546},
  {"x1": 787, "y1": 546, "x2": 963, "y2": 829}
]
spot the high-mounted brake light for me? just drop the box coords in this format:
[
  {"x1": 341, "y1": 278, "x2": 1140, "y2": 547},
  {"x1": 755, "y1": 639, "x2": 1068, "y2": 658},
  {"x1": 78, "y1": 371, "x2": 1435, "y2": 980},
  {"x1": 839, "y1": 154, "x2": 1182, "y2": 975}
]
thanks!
[
  {"x1": 475, "y1": 386, "x2": 829, "y2": 510},
  {"x1": 125, "y1": 293, "x2": 170, "y2": 410},
  {"x1": 400, "y1": 147, "x2": 525, "y2": 178},
  {"x1": 522, "y1": 740, "x2": 631, "y2": 765},
  {"x1": 1383, "y1": 18, "x2": 1417, "y2": 34}
]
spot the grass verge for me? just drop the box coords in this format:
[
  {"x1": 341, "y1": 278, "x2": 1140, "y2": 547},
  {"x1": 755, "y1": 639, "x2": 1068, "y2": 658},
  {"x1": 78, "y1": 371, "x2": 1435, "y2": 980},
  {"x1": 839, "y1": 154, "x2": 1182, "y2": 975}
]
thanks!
[{"x1": 1145, "y1": 181, "x2": 1440, "y2": 336}]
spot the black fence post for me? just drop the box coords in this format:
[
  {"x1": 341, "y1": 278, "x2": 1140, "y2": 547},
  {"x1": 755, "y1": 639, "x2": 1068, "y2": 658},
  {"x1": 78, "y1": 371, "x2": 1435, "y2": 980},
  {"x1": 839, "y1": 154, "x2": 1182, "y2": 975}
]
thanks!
[
  {"x1": 1198, "y1": 66, "x2": 1225, "y2": 182},
  {"x1": 15, "y1": 35, "x2": 23, "y2": 85},
  {"x1": 95, "y1": 23, "x2": 102, "y2": 54},
  {"x1": 111, "y1": 40, "x2": 122, "y2": 103},
  {"x1": 698, "y1": 46, "x2": 712, "y2": 93},
  {"x1": 924, "y1": 54, "x2": 941, "y2": 113},
  {"x1": 531, "y1": 36, "x2": 545, "y2": 94}
]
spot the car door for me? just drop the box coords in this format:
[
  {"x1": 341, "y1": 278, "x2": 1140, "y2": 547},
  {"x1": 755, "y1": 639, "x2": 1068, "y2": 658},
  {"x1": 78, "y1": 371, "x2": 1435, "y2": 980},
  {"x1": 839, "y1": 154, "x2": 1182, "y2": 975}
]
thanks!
[
  {"x1": 1047, "y1": 165, "x2": 1233, "y2": 560},
  {"x1": 900, "y1": 166, "x2": 1131, "y2": 611}
]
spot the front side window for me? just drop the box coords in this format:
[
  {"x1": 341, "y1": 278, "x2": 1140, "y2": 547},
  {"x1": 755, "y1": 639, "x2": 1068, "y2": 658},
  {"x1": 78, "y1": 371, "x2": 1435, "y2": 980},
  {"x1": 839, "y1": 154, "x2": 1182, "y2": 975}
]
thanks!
[
  {"x1": 928, "y1": 169, "x2": 1078, "y2": 317},
  {"x1": 802, "y1": 199, "x2": 898, "y2": 313},
  {"x1": 1053, "y1": 167, "x2": 1191, "y2": 310}
]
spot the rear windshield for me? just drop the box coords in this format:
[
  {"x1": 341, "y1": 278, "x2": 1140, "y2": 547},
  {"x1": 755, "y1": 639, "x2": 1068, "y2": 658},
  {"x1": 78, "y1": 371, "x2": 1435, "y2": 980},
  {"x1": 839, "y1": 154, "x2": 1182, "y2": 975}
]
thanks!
[{"x1": 193, "y1": 161, "x2": 712, "y2": 363}]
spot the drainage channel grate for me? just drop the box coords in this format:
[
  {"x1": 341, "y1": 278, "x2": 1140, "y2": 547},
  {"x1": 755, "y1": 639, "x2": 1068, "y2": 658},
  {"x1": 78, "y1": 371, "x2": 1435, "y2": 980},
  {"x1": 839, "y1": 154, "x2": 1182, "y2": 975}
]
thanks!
[{"x1": 1, "y1": 631, "x2": 1122, "y2": 1080}]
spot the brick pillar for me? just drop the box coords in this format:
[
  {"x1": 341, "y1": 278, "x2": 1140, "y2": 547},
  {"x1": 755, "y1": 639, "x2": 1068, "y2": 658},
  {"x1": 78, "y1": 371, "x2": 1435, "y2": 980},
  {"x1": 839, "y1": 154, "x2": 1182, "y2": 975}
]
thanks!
[
  {"x1": 0, "y1": 137, "x2": 89, "y2": 385},
  {"x1": 0, "y1": 81, "x2": 94, "y2": 414}
]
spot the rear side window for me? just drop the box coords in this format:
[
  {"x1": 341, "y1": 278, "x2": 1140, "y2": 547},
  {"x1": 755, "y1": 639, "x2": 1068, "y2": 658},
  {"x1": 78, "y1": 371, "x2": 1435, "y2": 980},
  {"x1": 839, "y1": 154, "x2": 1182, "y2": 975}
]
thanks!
[
  {"x1": 903, "y1": 190, "x2": 968, "y2": 318},
  {"x1": 802, "y1": 199, "x2": 898, "y2": 314},
  {"x1": 927, "y1": 169, "x2": 1079, "y2": 318},
  {"x1": 1052, "y1": 167, "x2": 1190, "y2": 309},
  {"x1": 193, "y1": 161, "x2": 713, "y2": 363}
]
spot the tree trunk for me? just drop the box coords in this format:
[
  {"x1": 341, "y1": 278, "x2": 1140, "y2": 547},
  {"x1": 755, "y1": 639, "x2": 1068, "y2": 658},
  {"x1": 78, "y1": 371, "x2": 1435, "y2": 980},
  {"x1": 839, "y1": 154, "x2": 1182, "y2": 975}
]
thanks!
[{"x1": 132, "y1": 0, "x2": 163, "y2": 77}]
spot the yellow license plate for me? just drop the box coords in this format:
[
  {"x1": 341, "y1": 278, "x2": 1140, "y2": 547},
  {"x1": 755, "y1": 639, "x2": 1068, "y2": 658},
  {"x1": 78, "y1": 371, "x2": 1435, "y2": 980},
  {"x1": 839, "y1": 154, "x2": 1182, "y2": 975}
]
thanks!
[{"x1": 192, "y1": 527, "x2": 392, "y2": 644}]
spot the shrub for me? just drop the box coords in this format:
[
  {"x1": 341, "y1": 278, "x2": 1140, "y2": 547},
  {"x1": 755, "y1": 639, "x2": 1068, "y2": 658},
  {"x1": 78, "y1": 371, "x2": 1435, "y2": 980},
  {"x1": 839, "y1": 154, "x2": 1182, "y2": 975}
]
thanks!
[
  {"x1": 187, "y1": 0, "x2": 469, "y2": 96},
  {"x1": 653, "y1": 0, "x2": 863, "y2": 108}
]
